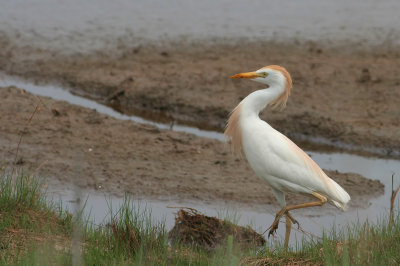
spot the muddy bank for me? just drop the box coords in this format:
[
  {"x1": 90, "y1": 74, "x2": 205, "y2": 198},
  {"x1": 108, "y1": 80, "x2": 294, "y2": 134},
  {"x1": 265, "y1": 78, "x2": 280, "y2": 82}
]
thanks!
[
  {"x1": 1, "y1": 39, "x2": 400, "y2": 157},
  {"x1": 0, "y1": 87, "x2": 383, "y2": 211}
]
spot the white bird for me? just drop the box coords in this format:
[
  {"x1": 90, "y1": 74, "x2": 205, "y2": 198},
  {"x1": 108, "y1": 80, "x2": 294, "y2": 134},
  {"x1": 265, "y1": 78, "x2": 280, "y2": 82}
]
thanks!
[{"x1": 225, "y1": 65, "x2": 350, "y2": 247}]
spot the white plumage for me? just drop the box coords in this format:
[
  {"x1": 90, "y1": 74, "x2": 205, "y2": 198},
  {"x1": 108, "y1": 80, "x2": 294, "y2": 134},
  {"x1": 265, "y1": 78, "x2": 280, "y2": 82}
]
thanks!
[
  {"x1": 241, "y1": 115, "x2": 349, "y2": 209},
  {"x1": 225, "y1": 65, "x2": 350, "y2": 245}
]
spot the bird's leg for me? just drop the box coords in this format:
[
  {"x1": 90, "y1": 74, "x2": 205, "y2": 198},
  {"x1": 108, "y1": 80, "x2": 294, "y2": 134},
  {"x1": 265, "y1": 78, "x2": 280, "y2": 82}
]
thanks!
[
  {"x1": 268, "y1": 192, "x2": 328, "y2": 237},
  {"x1": 284, "y1": 214, "x2": 292, "y2": 249}
]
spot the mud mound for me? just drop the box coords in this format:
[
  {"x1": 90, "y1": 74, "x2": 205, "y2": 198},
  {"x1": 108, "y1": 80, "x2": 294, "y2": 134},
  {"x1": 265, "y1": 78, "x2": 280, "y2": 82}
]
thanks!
[{"x1": 168, "y1": 208, "x2": 265, "y2": 250}]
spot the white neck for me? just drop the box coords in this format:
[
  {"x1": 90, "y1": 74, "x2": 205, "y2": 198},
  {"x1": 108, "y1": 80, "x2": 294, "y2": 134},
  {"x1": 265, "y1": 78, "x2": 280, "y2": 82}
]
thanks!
[{"x1": 240, "y1": 84, "x2": 284, "y2": 118}]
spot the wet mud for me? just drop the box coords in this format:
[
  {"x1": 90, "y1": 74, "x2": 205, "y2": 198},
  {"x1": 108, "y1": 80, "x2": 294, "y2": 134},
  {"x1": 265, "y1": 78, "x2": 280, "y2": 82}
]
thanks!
[
  {"x1": 0, "y1": 87, "x2": 384, "y2": 211},
  {"x1": 1, "y1": 39, "x2": 400, "y2": 158}
]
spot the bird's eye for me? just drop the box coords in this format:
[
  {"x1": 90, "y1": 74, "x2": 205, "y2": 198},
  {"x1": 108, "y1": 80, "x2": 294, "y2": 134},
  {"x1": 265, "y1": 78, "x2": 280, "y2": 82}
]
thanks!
[{"x1": 260, "y1": 72, "x2": 268, "y2": 78}]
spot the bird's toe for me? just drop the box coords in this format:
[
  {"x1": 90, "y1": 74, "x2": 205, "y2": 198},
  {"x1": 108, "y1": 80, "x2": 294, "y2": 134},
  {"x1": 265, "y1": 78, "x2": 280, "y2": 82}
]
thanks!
[
  {"x1": 295, "y1": 221, "x2": 300, "y2": 229},
  {"x1": 268, "y1": 229, "x2": 275, "y2": 238},
  {"x1": 267, "y1": 224, "x2": 279, "y2": 238},
  {"x1": 291, "y1": 218, "x2": 299, "y2": 227}
]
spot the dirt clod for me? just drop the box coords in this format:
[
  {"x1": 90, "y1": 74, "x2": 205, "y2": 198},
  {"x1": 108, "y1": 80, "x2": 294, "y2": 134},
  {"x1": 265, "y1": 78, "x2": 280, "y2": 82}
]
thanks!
[{"x1": 168, "y1": 208, "x2": 265, "y2": 250}]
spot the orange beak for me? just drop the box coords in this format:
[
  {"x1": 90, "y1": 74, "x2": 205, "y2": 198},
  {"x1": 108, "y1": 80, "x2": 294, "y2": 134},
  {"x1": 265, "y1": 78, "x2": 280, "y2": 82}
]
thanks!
[{"x1": 231, "y1": 71, "x2": 261, "y2": 79}]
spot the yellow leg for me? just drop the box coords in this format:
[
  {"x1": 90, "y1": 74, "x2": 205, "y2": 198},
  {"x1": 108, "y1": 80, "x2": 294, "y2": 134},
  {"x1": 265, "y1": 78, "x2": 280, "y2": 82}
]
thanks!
[
  {"x1": 284, "y1": 214, "x2": 292, "y2": 249},
  {"x1": 268, "y1": 192, "x2": 327, "y2": 237}
]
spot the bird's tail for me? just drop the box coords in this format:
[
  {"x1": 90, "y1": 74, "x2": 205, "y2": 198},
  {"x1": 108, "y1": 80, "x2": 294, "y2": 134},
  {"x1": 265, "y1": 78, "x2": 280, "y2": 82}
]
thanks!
[{"x1": 328, "y1": 179, "x2": 351, "y2": 211}]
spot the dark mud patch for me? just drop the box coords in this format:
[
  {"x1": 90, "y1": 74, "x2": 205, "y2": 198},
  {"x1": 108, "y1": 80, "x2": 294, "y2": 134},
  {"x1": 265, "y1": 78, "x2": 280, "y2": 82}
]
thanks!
[{"x1": 168, "y1": 208, "x2": 265, "y2": 250}]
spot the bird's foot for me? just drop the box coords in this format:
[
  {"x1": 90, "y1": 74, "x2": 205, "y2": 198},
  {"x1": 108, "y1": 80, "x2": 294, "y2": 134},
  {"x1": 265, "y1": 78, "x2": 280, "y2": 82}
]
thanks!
[
  {"x1": 266, "y1": 209, "x2": 301, "y2": 238},
  {"x1": 267, "y1": 209, "x2": 287, "y2": 238},
  {"x1": 267, "y1": 221, "x2": 279, "y2": 238},
  {"x1": 286, "y1": 213, "x2": 300, "y2": 229}
]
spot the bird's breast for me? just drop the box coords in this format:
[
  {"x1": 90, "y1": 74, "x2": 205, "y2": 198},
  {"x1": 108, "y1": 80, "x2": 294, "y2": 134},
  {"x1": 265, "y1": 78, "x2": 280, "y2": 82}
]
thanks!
[
  {"x1": 241, "y1": 118, "x2": 277, "y2": 176},
  {"x1": 240, "y1": 117, "x2": 311, "y2": 192}
]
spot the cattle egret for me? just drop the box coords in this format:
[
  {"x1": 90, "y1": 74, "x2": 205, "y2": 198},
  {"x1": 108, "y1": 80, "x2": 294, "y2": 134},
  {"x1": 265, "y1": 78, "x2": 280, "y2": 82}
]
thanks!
[{"x1": 225, "y1": 65, "x2": 350, "y2": 247}]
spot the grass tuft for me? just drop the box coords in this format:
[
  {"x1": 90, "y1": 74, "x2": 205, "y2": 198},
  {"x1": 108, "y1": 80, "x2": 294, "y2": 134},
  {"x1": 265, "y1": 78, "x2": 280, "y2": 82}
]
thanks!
[
  {"x1": 0, "y1": 169, "x2": 72, "y2": 264},
  {"x1": 0, "y1": 170, "x2": 45, "y2": 211}
]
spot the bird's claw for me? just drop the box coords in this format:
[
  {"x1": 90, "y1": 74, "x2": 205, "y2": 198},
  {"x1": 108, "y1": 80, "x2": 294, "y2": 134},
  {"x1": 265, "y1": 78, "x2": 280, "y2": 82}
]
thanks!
[
  {"x1": 267, "y1": 223, "x2": 279, "y2": 238},
  {"x1": 291, "y1": 217, "x2": 300, "y2": 229},
  {"x1": 286, "y1": 213, "x2": 299, "y2": 229},
  {"x1": 294, "y1": 220, "x2": 300, "y2": 229},
  {"x1": 291, "y1": 219, "x2": 300, "y2": 228},
  {"x1": 266, "y1": 211, "x2": 299, "y2": 238},
  {"x1": 268, "y1": 229, "x2": 276, "y2": 238}
]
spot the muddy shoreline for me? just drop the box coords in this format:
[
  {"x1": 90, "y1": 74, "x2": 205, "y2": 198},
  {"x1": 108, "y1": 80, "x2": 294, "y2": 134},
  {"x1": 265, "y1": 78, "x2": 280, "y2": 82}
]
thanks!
[
  {"x1": 0, "y1": 87, "x2": 384, "y2": 212},
  {"x1": 1, "y1": 39, "x2": 400, "y2": 158}
]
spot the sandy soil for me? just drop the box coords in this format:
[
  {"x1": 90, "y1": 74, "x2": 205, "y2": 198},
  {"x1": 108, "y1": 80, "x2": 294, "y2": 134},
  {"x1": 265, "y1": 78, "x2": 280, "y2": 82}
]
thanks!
[
  {"x1": 1, "y1": 39, "x2": 400, "y2": 158},
  {"x1": 0, "y1": 87, "x2": 383, "y2": 212}
]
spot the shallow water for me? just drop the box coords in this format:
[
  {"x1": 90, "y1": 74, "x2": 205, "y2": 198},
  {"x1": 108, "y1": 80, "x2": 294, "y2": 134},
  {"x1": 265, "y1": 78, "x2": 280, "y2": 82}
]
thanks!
[
  {"x1": 1, "y1": 73, "x2": 400, "y2": 246},
  {"x1": 1, "y1": 0, "x2": 400, "y2": 53},
  {"x1": 46, "y1": 152, "x2": 400, "y2": 246}
]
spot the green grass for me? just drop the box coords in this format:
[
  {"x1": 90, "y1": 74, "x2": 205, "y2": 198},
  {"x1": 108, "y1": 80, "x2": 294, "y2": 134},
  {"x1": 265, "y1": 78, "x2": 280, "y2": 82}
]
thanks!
[
  {"x1": 0, "y1": 169, "x2": 73, "y2": 264},
  {"x1": 0, "y1": 169, "x2": 399, "y2": 265},
  {"x1": 247, "y1": 212, "x2": 400, "y2": 265},
  {"x1": 0, "y1": 170, "x2": 252, "y2": 265}
]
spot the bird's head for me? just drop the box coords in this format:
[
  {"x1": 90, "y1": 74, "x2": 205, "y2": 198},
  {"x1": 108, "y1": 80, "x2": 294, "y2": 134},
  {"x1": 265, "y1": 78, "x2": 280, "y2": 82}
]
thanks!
[{"x1": 231, "y1": 65, "x2": 292, "y2": 108}]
